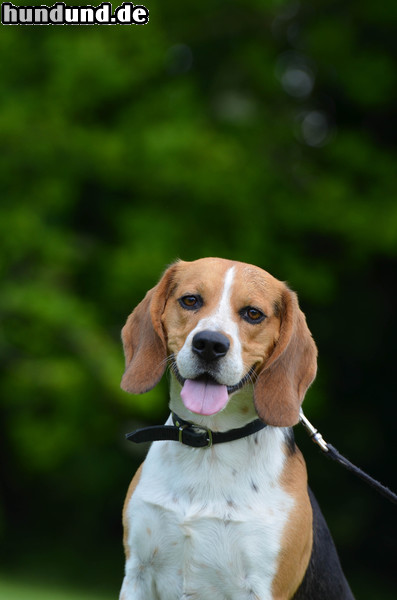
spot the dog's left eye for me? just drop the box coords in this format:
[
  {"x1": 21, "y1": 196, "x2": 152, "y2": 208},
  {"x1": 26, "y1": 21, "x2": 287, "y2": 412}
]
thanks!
[
  {"x1": 179, "y1": 295, "x2": 203, "y2": 310},
  {"x1": 240, "y1": 307, "x2": 266, "y2": 324}
]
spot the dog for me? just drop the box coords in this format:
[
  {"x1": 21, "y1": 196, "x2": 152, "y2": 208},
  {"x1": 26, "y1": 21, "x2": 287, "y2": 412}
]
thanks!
[{"x1": 119, "y1": 257, "x2": 354, "y2": 600}]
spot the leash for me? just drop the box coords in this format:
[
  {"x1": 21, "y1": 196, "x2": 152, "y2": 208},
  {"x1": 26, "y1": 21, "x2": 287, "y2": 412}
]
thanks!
[{"x1": 299, "y1": 409, "x2": 397, "y2": 505}]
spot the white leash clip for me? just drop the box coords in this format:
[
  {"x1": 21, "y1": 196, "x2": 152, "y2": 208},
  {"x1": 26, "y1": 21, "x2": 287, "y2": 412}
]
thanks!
[{"x1": 299, "y1": 409, "x2": 329, "y2": 453}]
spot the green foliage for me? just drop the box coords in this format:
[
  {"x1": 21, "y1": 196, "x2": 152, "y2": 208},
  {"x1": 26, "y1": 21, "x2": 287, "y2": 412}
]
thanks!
[
  {"x1": 1, "y1": 0, "x2": 396, "y2": 597},
  {"x1": 0, "y1": 577, "x2": 111, "y2": 600}
]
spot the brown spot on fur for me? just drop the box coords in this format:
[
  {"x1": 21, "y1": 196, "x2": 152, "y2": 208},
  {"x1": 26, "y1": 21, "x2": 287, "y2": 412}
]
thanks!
[{"x1": 272, "y1": 448, "x2": 313, "y2": 599}]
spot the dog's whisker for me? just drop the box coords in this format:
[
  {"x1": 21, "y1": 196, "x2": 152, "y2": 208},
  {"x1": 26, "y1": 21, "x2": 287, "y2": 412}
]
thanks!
[
  {"x1": 160, "y1": 353, "x2": 175, "y2": 369},
  {"x1": 247, "y1": 368, "x2": 258, "y2": 386}
]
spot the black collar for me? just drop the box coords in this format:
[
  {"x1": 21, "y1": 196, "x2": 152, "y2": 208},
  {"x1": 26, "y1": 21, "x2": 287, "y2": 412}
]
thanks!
[{"x1": 125, "y1": 412, "x2": 267, "y2": 448}]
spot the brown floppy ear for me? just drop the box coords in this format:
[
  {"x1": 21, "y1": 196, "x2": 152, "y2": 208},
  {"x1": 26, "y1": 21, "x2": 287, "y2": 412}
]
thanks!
[
  {"x1": 120, "y1": 264, "x2": 179, "y2": 394},
  {"x1": 254, "y1": 287, "x2": 317, "y2": 427}
]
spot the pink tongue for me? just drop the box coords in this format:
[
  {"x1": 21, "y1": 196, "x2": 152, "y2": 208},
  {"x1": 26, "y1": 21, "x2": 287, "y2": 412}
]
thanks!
[{"x1": 180, "y1": 379, "x2": 229, "y2": 415}]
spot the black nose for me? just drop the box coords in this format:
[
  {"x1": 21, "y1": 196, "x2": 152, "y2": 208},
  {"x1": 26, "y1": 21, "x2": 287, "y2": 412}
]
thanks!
[{"x1": 192, "y1": 330, "x2": 230, "y2": 362}]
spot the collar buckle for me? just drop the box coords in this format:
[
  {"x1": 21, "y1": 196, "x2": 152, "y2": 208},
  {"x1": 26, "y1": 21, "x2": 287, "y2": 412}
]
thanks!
[
  {"x1": 174, "y1": 417, "x2": 213, "y2": 448},
  {"x1": 193, "y1": 425, "x2": 213, "y2": 448}
]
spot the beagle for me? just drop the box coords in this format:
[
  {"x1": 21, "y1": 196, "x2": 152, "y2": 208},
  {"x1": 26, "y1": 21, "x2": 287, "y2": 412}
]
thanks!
[{"x1": 119, "y1": 258, "x2": 354, "y2": 600}]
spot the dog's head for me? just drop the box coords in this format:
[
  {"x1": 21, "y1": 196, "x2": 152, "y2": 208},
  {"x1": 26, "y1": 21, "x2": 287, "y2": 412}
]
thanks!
[{"x1": 121, "y1": 258, "x2": 317, "y2": 427}]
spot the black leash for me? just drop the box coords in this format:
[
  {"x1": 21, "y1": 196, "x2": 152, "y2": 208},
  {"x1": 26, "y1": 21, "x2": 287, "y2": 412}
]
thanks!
[{"x1": 299, "y1": 410, "x2": 397, "y2": 505}]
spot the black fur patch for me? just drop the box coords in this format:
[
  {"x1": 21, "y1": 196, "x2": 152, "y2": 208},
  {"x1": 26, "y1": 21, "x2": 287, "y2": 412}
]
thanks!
[
  {"x1": 292, "y1": 488, "x2": 355, "y2": 599},
  {"x1": 284, "y1": 428, "x2": 296, "y2": 456}
]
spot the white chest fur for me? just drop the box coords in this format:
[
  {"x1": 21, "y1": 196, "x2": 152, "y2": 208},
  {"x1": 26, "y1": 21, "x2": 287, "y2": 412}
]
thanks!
[{"x1": 121, "y1": 424, "x2": 294, "y2": 600}]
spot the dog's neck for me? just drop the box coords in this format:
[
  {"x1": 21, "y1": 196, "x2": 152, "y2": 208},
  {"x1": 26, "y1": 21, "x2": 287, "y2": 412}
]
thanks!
[
  {"x1": 169, "y1": 373, "x2": 261, "y2": 432},
  {"x1": 163, "y1": 374, "x2": 292, "y2": 506}
]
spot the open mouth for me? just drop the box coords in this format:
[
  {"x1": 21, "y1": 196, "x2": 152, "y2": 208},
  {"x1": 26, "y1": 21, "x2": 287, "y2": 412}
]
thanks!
[{"x1": 170, "y1": 360, "x2": 256, "y2": 416}]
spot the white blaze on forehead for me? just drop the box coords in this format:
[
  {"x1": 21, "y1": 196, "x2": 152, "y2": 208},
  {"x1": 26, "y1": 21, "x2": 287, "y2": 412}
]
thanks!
[
  {"x1": 203, "y1": 266, "x2": 235, "y2": 326},
  {"x1": 176, "y1": 266, "x2": 245, "y2": 386},
  {"x1": 193, "y1": 266, "x2": 238, "y2": 337}
]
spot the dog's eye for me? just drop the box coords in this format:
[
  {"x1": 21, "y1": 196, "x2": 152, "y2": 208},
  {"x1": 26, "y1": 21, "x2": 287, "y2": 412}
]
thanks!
[
  {"x1": 179, "y1": 295, "x2": 203, "y2": 310},
  {"x1": 240, "y1": 307, "x2": 266, "y2": 324}
]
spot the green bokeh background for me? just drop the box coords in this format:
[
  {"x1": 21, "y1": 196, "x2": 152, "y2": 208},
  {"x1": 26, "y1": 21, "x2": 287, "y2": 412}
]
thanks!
[{"x1": 1, "y1": 1, "x2": 396, "y2": 598}]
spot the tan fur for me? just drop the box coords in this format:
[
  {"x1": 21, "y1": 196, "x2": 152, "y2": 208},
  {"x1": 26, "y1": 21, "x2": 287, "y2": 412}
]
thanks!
[
  {"x1": 161, "y1": 259, "x2": 231, "y2": 356},
  {"x1": 272, "y1": 449, "x2": 313, "y2": 599},
  {"x1": 121, "y1": 264, "x2": 179, "y2": 394},
  {"x1": 254, "y1": 287, "x2": 318, "y2": 427},
  {"x1": 161, "y1": 259, "x2": 284, "y2": 371},
  {"x1": 121, "y1": 257, "x2": 317, "y2": 427},
  {"x1": 122, "y1": 462, "x2": 143, "y2": 560}
]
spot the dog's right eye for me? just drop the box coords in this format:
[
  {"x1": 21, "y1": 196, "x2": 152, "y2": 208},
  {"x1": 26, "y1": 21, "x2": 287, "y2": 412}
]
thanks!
[{"x1": 179, "y1": 295, "x2": 203, "y2": 310}]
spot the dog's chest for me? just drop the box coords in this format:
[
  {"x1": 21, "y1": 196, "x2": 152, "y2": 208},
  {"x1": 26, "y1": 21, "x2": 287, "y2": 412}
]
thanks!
[{"x1": 123, "y1": 429, "x2": 294, "y2": 600}]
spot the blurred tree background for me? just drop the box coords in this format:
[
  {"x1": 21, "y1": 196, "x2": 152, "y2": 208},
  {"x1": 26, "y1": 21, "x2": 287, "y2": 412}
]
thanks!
[{"x1": 0, "y1": 0, "x2": 396, "y2": 598}]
